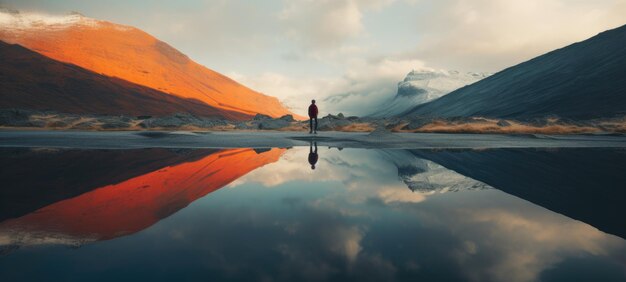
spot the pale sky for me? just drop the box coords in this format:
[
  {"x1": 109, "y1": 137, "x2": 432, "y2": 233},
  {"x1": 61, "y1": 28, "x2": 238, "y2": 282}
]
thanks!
[{"x1": 2, "y1": 0, "x2": 626, "y2": 115}]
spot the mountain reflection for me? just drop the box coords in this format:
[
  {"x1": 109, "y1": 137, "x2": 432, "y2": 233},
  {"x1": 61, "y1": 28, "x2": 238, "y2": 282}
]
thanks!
[
  {"x1": 411, "y1": 148, "x2": 626, "y2": 238},
  {"x1": 0, "y1": 148, "x2": 285, "y2": 246},
  {"x1": 0, "y1": 148, "x2": 215, "y2": 221}
]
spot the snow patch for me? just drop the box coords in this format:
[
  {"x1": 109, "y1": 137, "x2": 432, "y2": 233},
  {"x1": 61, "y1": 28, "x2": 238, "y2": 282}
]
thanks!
[{"x1": 0, "y1": 9, "x2": 100, "y2": 30}]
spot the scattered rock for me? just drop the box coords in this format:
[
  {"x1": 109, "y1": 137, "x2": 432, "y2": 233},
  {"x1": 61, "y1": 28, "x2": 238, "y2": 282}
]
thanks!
[
  {"x1": 257, "y1": 119, "x2": 290, "y2": 130},
  {"x1": 235, "y1": 122, "x2": 254, "y2": 130},
  {"x1": 139, "y1": 113, "x2": 227, "y2": 129}
]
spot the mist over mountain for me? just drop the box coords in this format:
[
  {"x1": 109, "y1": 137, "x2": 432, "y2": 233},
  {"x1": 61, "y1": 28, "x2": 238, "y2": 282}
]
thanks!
[
  {"x1": 371, "y1": 70, "x2": 489, "y2": 117},
  {"x1": 402, "y1": 24, "x2": 626, "y2": 120}
]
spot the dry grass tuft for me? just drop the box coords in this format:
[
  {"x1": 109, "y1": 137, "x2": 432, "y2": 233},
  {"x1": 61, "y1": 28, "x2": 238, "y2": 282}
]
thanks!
[
  {"x1": 398, "y1": 119, "x2": 608, "y2": 134},
  {"x1": 337, "y1": 123, "x2": 375, "y2": 132}
]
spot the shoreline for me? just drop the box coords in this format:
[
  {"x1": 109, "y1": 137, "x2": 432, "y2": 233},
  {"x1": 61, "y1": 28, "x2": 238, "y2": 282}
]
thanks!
[{"x1": 1, "y1": 130, "x2": 625, "y2": 150}]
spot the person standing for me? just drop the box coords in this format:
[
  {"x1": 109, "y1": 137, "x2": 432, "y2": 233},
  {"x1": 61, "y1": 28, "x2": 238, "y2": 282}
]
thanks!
[{"x1": 308, "y1": 99, "x2": 318, "y2": 134}]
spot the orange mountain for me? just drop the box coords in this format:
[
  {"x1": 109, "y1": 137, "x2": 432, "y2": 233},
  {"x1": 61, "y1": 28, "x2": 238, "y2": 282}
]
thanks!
[
  {"x1": 0, "y1": 41, "x2": 248, "y2": 119},
  {"x1": 0, "y1": 12, "x2": 299, "y2": 120},
  {"x1": 0, "y1": 148, "x2": 285, "y2": 246}
]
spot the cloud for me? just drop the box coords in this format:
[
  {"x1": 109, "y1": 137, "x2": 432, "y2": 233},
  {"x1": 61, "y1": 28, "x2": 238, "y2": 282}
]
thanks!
[
  {"x1": 279, "y1": 0, "x2": 394, "y2": 50},
  {"x1": 403, "y1": 0, "x2": 626, "y2": 71},
  {"x1": 446, "y1": 208, "x2": 626, "y2": 282},
  {"x1": 378, "y1": 186, "x2": 428, "y2": 203},
  {"x1": 145, "y1": 1, "x2": 278, "y2": 58},
  {"x1": 230, "y1": 58, "x2": 427, "y2": 116},
  {"x1": 279, "y1": 0, "x2": 363, "y2": 49},
  {"x1": 326, "y1": 225, "x2": 364, "y2": 263}
]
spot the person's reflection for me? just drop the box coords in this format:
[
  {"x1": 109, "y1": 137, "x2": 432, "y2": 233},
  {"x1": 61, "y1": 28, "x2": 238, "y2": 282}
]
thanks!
[{"x1": 308, "y1": 141, "x2": 318, "y2": 170}]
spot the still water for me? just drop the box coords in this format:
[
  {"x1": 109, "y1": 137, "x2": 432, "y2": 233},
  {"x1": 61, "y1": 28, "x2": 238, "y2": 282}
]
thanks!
[{"x1": 0, "y1": 146, "x2": 625, "y2": 282}]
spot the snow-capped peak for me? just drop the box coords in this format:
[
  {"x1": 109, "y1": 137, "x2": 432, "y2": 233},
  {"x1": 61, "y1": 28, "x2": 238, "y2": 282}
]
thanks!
[
  {"x1": 370, "y1": 69, "x2": 490, "y2": 117},
  {"x1": 0, "y1": 9, "x2": 100, "y2": 30}
]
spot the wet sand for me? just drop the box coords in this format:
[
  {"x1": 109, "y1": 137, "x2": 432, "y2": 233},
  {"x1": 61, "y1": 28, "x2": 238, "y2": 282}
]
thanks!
[{"x1": 1, "y1": 130, "x2": 625, "y2": 149}]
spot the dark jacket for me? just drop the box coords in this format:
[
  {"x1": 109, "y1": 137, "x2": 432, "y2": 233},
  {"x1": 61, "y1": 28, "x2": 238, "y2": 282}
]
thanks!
[{"x1": 308, "y1": 104, "x2": 318, "y2": 118}]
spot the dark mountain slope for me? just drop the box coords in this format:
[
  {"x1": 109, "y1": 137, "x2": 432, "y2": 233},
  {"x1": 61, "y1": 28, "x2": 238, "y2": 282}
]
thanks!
[
  {"x1": 405, "y1": 24, "x2": 626, "y2": 120},
  {"x1": 0, "y1": 41, "x2": 249, "y2": 119}
]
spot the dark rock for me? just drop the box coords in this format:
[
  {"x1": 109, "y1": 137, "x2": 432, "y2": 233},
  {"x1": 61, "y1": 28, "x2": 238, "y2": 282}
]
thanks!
[
  {"x1": 253, "y1": 114, "x2": 272, "y2": 121},
  {"x1": 318, "y1": 115, "x2": 352, "y2": 131},
  {"x1": 497, "y1": 120, "x2": 511, "y2": 127},
  {"x1": 253, "y1": 148, "x2": 272, "y2": 154},
  {"x1": 235, "y1": 122, "x2": 254, "y2": 130},
  {"x1": 257, "y1": 119, "x2": 290, "y2": 130},
  {"x1": 279, "y1": 114, "x2": 294, "y2": 122}
]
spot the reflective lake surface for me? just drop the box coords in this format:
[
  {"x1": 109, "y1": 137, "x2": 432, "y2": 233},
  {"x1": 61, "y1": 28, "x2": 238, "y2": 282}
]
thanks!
[{"x1": 0, "y1": 146, "x2": 625, "y2": 282}]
